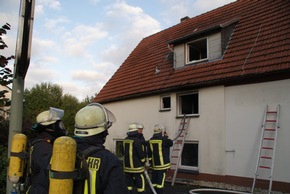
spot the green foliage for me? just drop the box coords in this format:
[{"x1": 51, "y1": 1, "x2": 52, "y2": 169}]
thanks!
[
  {"x1": 61, "y1": 93, "x2": 85, "y2": 135},
  {"x1": 0, "y1": 145, "x2": 8, "y2": 194},
  {"x1": 0, "y1": 23, "x2": 13, "y2": 108},
  {"x1": 23, "y1": 82, "x2": 92, "y2": 136},
  {"x1": 0, "y1": 23, "x2": 13, "y2": 193}
]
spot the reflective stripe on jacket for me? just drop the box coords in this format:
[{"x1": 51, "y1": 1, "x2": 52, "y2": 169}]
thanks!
[
  {"x1": 123, "y1": 133, "x2": 146, "y2": 173},
  {"x1": 148, "y1": 133, "x2": 173, "y2": 170}
]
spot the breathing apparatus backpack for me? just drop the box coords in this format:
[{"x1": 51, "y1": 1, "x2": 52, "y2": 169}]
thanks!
[
  {"x1": 49, "y1": 136, "x2": 103, "y2": 194},
  {"x1": 8, "y1": 133, "x2": 51, "y2": 193}
]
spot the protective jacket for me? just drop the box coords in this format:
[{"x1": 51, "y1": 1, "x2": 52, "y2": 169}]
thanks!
[
  {"x1": 27, "y1": 131, "x2": 55, "y2": 194},
  {"x1": 123, "y1": 132, "x2": 146, "y2": 173},
  {"x1": 148, "y1": 133, "x2": 173, "y2": 170},
  {"x1": 73, "y1": 136, "x2": 128, "y2": 194}
]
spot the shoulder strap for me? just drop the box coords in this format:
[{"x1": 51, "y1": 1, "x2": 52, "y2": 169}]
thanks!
[
  {"x1": 73, "y1": 146, "x2": 104, "y2": 194},
  {"x1": 22, "y1": 138, "x2": 51, "y2": 192},
  {"x1": 79, "y1": 146, "x2": 103, "y2": 159}
]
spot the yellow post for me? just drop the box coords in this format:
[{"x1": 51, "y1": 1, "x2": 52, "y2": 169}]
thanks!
[{"x1": 49, "y1": 136, "x2": 76, "y2": 194}]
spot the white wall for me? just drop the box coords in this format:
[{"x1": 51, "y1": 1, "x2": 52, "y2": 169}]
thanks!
[
  {"x1": 103, "y1": 79, "x2": 290, "y2": 184},
  {"x1": 103, "y1": 86, "x2": 227, "y2": 176},
  {"x1": 225, "y1": 79, "x2": 290, "y2": 183}
]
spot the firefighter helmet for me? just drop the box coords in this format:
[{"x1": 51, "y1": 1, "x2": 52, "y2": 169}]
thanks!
[
  {"x1": 137, "y1": 123, "x2": 144, "y2": 130},
  {"x1": 128, "y1": 123, "x2": 139, "y2": 133},
  {"x1": 154, "y1": 124, "x2": 165, "y2": 134},
  {"x1": 36, "y1": 107, "x2": 64, "y2": 126},
  {"x1": 74, "y1": 103, "x2": 116, "y2": 137},
  {"x1": 33, "y1": 107, "x2": 67, "y2": 136}
]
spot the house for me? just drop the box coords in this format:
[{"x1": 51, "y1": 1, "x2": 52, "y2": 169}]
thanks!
[{"x1": 93, "y1": 0, "x2": 290, "y2": 192}]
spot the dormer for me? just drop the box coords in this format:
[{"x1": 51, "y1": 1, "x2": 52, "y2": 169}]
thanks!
[{"x1": 169, "y1": 18, "x2": 239, "y2": 69}]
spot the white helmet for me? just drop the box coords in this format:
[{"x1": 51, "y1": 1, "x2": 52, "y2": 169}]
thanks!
[
  {"x1": 137, "y1": 123, "x2": 144, "y2": 130},
  {"x1": 128, "y1": 123, "x2": 138, "y2": 133},
  {"x1": 36, "y1": 107, "x2": 64, "y2": 126},
  {"x1": 74, "y1": 103, "x2": 116, "y2": 137},
  {"x1": 154, "y1": 124, "x2": 165, "y2": 134}
]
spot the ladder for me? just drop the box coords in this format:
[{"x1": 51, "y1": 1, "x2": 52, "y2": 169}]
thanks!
[
  {"x1": 251, "y1": 105, "x2": 280, "y2": 194},
  {"x1": 169, "y1": 115, "x2": 190, "y2": 186}
]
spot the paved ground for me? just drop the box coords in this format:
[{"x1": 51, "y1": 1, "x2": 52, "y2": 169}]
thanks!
[{"x1": 143, "y1": 182, "x2": 199, "y2": 194}]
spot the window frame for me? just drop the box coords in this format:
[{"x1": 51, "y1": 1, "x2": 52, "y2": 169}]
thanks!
[
  {"x1": 113, "y1": 139, "x2": 124, "y2": 160},
  {"x1": 178, "y1": 141, "x2": 199, "y2": 172},
  {"x1": 177, "y1": 92, "x2": 199, "y2": 117},
  {"x1": 186, "y1": 37, "x2": 208, "y2": 64},
  {"x1": 160, "y1": 95, "x2": 171, "y2": 111}
]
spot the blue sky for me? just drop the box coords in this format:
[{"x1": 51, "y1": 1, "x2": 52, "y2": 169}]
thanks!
[{"x1": 1, "y1": 0, "x2": 236, "y2": 101}]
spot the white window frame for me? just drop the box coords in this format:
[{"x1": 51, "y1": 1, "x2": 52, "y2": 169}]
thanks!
[
  {"x1": 177, "y1": 92, "x2": 199, "y2": 117},
  {"x1": 186, "y1": 37, "x2": 208, "y2": 64},
  {"x1": 160, "y1": 95, "x2": 171, "y2": 111},
  {"x1": 178, "y1": 141, "x2": 199, "y2": 171}
]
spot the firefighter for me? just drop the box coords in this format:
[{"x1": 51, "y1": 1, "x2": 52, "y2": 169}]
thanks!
[
  {"x1": 123, "y1": 123, "x2": 146, "y2": 193},
  {"x1": 147, "y1": 124, "x2": 173, "y2": 194},
  {"x1": 137, "y1": 123, "x2": 147, "y2": 157},
  {"x1": 73, "y1": 103, "x2": 129, "y2": 194},
  {"x1": 27, "y1": 107, "x2": 67, "y2": 194}
]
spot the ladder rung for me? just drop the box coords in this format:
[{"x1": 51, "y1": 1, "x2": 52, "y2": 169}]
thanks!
[
  {"x1": 173, "y1": 149, "x2": 180, "y2": 151},
  {"x1": 267, "y1": 111, "x2": 277, "y2": 114},
  {"x1": 259, "y1": 166, "x2": 271, "y2": 169},
  {"x1": 266, "y1": 120, "x2": 276, "y2": 122},
  {"x1": 261, "y1": 156, "x2": 272, "y2": 159},
  {"x1": 265, "y1": 128, "x2": 276, "y2": 131},
  {"x1": 262, "y1": 147, "x2": 273, "y2": 150},
  {"x1": 263, "y1": 138, "x2": 274, "y2": 140},
  {"x1": 171, "y1": 156, "x2": 178, "y2": 158}
]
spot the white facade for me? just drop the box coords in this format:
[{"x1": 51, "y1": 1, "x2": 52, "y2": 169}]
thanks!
[{"x1": 103, "y1": 79, "x2": 290, "y2": 183}]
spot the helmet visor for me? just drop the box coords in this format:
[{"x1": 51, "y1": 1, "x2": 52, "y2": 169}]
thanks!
[
  {"x1": 105, "y1": 108, "x2": 116, "y2": 124},
  {"x1": 49, "y1": 107, "x2": 64, "y2": 120},
  {"x1": 87, "y1": 103, "x2": 116, "y2": 127}
]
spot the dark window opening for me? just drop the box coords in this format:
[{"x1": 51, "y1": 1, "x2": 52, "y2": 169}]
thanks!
[
  {"x1": 162, "y1": 96, "x2": 171, "y2": 109},
  {"x1": 181, "y1": 143, "x2": 198, "y2": 167},
  {"x1": 179, "y1": 93, "x2": 199, "y2": 115},
  {"x1": 115, "y1": 140, "x2": 124, "y2": 158},
  {"x1": 187, "y1": 38, "x2": 207, "y2": 62}
]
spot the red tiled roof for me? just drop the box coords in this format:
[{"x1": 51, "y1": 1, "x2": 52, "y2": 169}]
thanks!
[{"x1": 94, "y1": 0, "x2": 290, "y2": 103}]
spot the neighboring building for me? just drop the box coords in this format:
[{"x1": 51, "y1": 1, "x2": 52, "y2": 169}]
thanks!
[{"x1": 93, "y1": 0, "x2": 290, "y2": 192}]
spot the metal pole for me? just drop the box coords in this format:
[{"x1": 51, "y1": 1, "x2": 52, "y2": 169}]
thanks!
[
  {"x1": 6, "y1": 77, "x2": 24, "y2": 193},
  {"x1": 6, "y1": 0, "x2": 35, "y2": 193}
]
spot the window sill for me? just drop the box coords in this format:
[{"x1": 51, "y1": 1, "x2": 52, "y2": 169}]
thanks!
[
  {"x1": 176, "y1": 114, "x2": 199, "y2": 118},
  {"x1": 186, "y1": 59, "x2": 208, "y2": 66},
  {"x1": 177, "y1": 168, "x2": 199, "y2": 174},
  {"x1": 159, "y1": 109, "x2": 171, "y2": 112}
]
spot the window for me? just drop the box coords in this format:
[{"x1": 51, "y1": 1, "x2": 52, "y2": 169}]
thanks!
[
  {"x1": 114, "y1": 139, "x2": 124, "y2": 159},
  {"x1": 186, "y1": 38, "x2": 208, "y2": 64},
  {"x1": 180, "y1": 141, "x2": 199, "y2": 171},
  {"x1": 160, "y1": 96, "x2": 171, "y2": 111},
  {"x1": 178, "y1": 92, "x2": 199, "y2": 116}
]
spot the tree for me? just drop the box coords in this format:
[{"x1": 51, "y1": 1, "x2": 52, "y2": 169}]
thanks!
[
  {"x1": 60, "y1": 93, "x2": 84, "y2": 135},
  {"x1": 0, "y1": 23, "x2": 13, "y2": 109},
  {"x1": 0, "y1": 23, "x2": 14, "y2": 194},
  {"x1": 23, "y1": 82, "x2": 90, "y2": 136}
]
